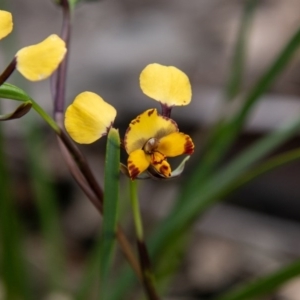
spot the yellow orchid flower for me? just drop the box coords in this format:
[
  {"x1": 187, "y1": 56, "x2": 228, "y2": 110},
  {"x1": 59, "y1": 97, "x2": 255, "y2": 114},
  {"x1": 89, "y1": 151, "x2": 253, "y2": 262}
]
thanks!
[
  {"x1": 65, "y1": 91, "x2": 117, "y2": 144},
  {"x1": 140, "y1": 63, "x2": 192, "y2": 110},
  {"x1": 64, "y1": 64, "x2": 194, "y2": 180},
  {"x1": 0, "y1": 10, "x2": 13, "y2": 40},
  {"x1": 124, "y1": 108, "x2": 194, "y2": 180}
]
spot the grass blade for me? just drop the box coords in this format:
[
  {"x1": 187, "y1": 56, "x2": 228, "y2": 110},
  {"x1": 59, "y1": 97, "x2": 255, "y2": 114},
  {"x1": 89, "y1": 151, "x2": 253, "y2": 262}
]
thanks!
[
  {"x1": 100, "y1": 128, "x2": 120, "y2": 299},
  {"x1": 225, "y1": 0, "x2": 258, "y2": 101},
  {"x1": 214, "y1": 259, "x2": 300, "y2": 300}
]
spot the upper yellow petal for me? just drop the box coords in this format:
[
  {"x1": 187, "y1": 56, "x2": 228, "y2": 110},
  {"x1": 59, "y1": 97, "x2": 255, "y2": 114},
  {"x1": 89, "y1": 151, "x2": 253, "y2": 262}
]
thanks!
[
  {"x1": 124, "y1": 108, "x2": 178, "y2": 154},
  {"x1": 65, "y1": 92, "x2": 116, "y2": 144},
  {"x1": 140, "y1": 63, "x2": 192, "y2": 107},
  {"x1": 16, "y1": 34, "x2": 67, "y2": 81},
  {"x1": 127, "y1": 149, "x2": 151, "y2": 180},
  {"x1": 157, "y1": 132, "x2": 194, "y2": 157},
  {"x1": 0, "y1": 10, "x2": 13, "y2": 40}
]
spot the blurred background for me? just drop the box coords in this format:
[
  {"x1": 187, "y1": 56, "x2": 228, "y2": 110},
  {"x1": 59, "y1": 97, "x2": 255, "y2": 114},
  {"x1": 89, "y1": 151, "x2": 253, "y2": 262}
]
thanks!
[{"x1": 2, "y1": 0, "x2": 300, "y2": 299}]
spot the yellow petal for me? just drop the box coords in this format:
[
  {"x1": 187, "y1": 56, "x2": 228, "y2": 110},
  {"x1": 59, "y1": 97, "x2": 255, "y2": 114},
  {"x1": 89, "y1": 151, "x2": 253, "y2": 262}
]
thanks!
[
  {"x1": 16, "y1": 34, "x2": 67, "y2": 81},
  {"x1": 151, "y1": 159, "x2": 171, "y2": 178},
  {"x1": 0, "y1": 10, "x2": 13, "y2": 40},
  {"x1": 124, "y1": 108, "x2": 178, "y2": 154},
  {"x1": 64, "y1": 92, "x2": 116, "y2": 144},
  {"x1": 140, "y1": 63, "x2": 192, "y2": 107},
  {"x1": 127, "y1": 149, "x2": 151, "y2": 180},
  {"x1": 157, "y1": 132, "x2": 194, "y2": 157}
]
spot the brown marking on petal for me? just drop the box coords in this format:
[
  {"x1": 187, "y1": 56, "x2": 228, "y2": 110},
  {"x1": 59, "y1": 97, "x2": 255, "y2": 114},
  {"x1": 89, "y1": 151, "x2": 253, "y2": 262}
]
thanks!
[
  {"x1": 160, "y1": 165, "x2": 171, "y2": 177},
  {"x1": 123, "y1": 126, "x2": 132, "y2": 152},
  {"x1": 147, "y1": 109, "x2": 155, "y2": 116},
  {"x1": 154, "y1": 117, "x2": 179, "y2": 140},
  {"x1": 128, "y1": 160, "x2": 140, "y2": 180},
  {"x1": 184, "y1": 136, "x2": 194, "y2": 155},
  {"x1": 150, "y1": 151, "x2": 165, "y2": 165}
]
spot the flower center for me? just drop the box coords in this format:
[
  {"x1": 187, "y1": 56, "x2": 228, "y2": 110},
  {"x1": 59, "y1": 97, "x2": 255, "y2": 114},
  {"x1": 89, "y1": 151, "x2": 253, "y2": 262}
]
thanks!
[{"x1": 143, "y1": 137, "x2": 159, "y2": 154}]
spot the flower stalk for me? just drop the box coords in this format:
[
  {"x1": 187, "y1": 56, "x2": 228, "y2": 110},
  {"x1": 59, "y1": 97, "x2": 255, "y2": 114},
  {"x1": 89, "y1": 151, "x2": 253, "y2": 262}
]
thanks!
[
  {"x1": 0, "y1": 58, "x2": 16, "y2": 86},
  {"x1": 130, "y1": 180, "x2": 160, "y2": 300},
  {"x1": 52, "y1": 0, "x2": 71, "y2": 115}
]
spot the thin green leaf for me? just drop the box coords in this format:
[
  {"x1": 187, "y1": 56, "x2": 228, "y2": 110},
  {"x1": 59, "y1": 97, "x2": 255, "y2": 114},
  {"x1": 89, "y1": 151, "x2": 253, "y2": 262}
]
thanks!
[
  {"x1": 76, "y1": 129, "x2": 121, "y2": 300},
  {"x1": 100, "y1": 128, "x2": 120, "y2": 299},
  {"x1": 214, "y1": 259, "x2": 300, "y2": 300},
  {"x1": 225, "y1": 0, "x2": 258, "y2": 101},
  {"x1": 0, "y1": 83, "x2": 60, "y2": 132},
  {"x1": 222, "y1": 147, "x2": 300, "y2": 198},
  {"x1": 0, "y1": 82, "x2": 32, "y2": 102}
]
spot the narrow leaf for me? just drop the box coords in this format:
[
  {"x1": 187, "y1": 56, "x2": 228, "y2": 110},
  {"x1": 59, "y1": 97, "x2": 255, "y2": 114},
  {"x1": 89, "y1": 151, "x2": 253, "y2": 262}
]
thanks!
[
  {"x1": 0, "y1": 83, "x2": 60, "y2": 132},
  {"x1": 215, "y1": 259, "x2": 300, "y2": 300},
  {"x1": 0, "y1": 82, "x2": 32, "y2": 102},
  {"x1": 225, "y1": 0, "x2": 258, "y2": 101},
  {"x1": 100, "y1": 128, "x2": 120, "y2": 299}
]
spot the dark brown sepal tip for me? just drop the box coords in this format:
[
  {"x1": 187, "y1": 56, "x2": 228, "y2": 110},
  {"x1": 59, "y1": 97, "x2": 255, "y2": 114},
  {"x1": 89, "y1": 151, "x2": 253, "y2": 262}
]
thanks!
[{"x1": 0, "y1": 102, "x2": 32, "y2": 121}]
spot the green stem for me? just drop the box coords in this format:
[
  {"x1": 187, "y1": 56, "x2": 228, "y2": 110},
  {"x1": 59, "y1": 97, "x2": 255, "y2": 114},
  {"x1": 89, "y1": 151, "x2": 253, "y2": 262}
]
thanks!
[
  {"x1": 129, "y1": 180, "x2": 160, "y2": 300},
  {"x1": 130, "y1": 180, "x2": 144, "y2": 240}
]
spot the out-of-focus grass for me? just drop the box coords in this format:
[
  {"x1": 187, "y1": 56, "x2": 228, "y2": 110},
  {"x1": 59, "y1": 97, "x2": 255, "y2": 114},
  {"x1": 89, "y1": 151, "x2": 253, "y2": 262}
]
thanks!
[
  {"x1": 215, "y1": 259, "x2": 300, "y2": 300},
  {"x1": 25, "y1": 121, "x2": 66, "y2": 292},
  {"x1": 0, "y1": 105, "x2": 31, "y2": 300}
]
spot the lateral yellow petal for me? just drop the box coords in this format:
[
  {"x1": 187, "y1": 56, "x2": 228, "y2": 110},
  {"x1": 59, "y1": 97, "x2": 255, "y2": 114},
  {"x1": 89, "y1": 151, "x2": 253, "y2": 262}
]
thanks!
[
  {"x1": 127, "y1": 149, "x2": 151, "y2": 180},
  {"x1": 16, "y1": 34, "x2": 67, "y2": 81},
  {"x1": 157, "y1": 132, "x2": 194, "y2": 157},
  {"x1": 65, "y1": 92, "x2": 116, "y2": 144},
  {"x1": 0, "y1": 10, "x2": 13, "y2": 40},
  {"x1": 140, "y1": 63, "x2": 192, "y2": 107},
  {"x1": 124, "y1": 108, "x2": 178, "y2": 154}
]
